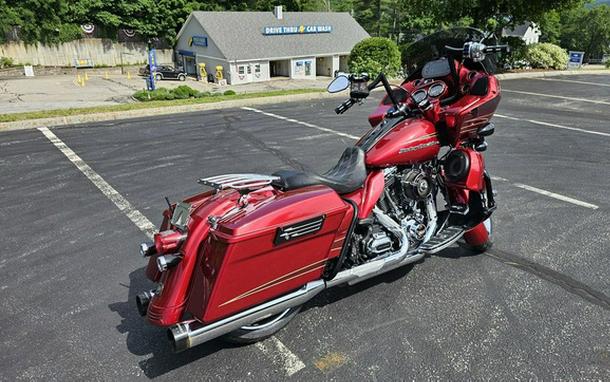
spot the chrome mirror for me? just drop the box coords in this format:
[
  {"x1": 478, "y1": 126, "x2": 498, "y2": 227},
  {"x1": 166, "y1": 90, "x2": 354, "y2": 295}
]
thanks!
[{"x1": 327, "y1": 75, "x2": 350, "y2": 93}]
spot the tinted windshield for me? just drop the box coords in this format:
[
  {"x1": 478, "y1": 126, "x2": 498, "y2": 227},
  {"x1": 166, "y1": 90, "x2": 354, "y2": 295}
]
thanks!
[{"x1": 403, "y1": 27, "x2": 497, "y2": 77}]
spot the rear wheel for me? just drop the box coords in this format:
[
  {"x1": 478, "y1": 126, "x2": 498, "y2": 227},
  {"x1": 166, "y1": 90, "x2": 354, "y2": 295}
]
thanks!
[
  {"x1": 224, "y1": 306, "x2": 301, "y2": 344},
  {"x1": 178, "y1": 74, "x2": 186, "y2": 81},
  {"x1": 155, "y1": 73, "x2": 162, "y2": 81}
]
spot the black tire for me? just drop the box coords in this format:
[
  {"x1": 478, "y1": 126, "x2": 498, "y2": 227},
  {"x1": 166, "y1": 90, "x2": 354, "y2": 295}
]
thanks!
[
  {"x1": 223, "y1": 306, "x2": 301, "y2": 345},
  {"x1": 155, "y1": 73, "x2": 162, "y2": 81},
  {"x1": 178, "y1": 74, "x2": 186, "y2": 81}
]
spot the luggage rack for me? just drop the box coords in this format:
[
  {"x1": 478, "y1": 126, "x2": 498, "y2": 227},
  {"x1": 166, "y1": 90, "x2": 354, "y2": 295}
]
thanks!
[{"x1": 198, "y1": 174, "x2": 280, "y2": 191}]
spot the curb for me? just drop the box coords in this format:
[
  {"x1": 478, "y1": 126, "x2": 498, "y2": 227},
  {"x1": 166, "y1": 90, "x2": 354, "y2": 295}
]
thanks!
[
  {"x1": 0, "y1": 91, "x2": 338, "y2": 132},
  {"x1": 1, "y1": 69, "x2": 608, "y2": 132},
  {"x1": 496, "y1": 69, "x2": 609, "y2": 80}
]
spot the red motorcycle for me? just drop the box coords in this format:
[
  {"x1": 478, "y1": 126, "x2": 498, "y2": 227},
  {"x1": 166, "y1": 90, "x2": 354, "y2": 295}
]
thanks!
[{"x1": 135, "y1": 28, "x2": 508, "y2": 352}]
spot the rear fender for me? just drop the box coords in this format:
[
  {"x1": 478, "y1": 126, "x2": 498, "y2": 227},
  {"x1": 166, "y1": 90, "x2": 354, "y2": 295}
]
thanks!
[{"x1": 146, "y1": 190, "x2": 240, "y2": 327}]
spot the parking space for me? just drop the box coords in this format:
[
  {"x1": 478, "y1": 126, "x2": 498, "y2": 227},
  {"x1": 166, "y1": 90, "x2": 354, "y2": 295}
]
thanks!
[{"x1": 0, "y1": 74, "x2": 608, "y2": 380}]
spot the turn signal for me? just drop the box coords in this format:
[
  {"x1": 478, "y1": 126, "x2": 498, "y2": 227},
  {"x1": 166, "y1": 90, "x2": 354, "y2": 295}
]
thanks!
[
  {"x1": 139, "y1": 242, "x2": 157, "y2": 257},
  {"x1": 156, "y1": 254, "x2": 182, "y2": 272}
]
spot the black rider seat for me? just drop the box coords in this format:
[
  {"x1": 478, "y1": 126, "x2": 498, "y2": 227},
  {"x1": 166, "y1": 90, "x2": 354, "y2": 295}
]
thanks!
[{"x1": 272, "y1": 147, "x2": 367, "y2": 194}]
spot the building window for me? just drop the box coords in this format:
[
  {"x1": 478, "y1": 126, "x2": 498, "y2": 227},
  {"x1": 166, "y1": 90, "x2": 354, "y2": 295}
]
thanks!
[
  {"x1": 238, "y1": 65, "x2": 245, "y2": 75},
  {"x1": 247, "y1": 65, "x2": 252, "y2": 74},
  {"x1": 254, "y1": 64, "x2": 261, "y2": 73}
]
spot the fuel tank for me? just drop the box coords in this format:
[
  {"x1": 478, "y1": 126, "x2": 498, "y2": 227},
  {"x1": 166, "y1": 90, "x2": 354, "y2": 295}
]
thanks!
[{"x1": 359, "y1": 117, "x2": 440, "y2": 167}]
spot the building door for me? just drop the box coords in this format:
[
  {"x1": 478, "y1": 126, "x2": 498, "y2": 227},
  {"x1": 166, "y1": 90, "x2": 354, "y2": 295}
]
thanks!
[
  {"x1": 237, "y1": 64, "x2": 253, "y2": 82},
  {"x1": 184, "y1": 56, "x2": 197, "y2": 76}
]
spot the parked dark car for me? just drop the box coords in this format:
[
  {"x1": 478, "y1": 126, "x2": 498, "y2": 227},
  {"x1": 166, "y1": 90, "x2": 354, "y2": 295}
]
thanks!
[{"x1": 139, "y1": 64, "x2": 187, "y2": 81}]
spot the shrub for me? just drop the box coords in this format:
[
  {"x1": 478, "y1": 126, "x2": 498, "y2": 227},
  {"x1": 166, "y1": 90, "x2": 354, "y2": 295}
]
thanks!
[
  {"x1": 172, "y1": 85, "x2": 199, "y2": 99},
  {"x1": 606, "y1": 60, "x2": 610, "y2": 69},
  {"x1": 348, "y1": 37, "x2": 401, "y2": 77},
  {"x1": 133, "y1": 85, "x2": 203, "y2": 101},
  {"x1": 526, "y1": 43, "x2": 568, "y2": 70},
  {"x1": 0, "y1": 56, "x2": 14, "y2": 68},
  {"x1": 223, "y1": 90, "x2": 236, "y2": 96}
]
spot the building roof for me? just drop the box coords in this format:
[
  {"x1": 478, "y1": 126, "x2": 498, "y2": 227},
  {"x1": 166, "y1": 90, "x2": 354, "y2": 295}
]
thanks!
[
  {"x1": 182, "y1": 11, "x2": 369, "y2": 61},
  {"x1": 503, "y1": 22, "x2": 538, "y2": 38}
]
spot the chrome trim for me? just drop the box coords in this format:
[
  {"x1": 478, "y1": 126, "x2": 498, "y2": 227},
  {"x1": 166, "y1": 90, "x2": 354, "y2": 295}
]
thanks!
[
  {"x1": 198, "y1": 173, "x2": 280, "y2": 191},
  {"x1": 168, "y1": 280, "x2": 326, "y2": 352},
  {"x1": 327, "y1": 207, "x2": 423, "y2": 287}
]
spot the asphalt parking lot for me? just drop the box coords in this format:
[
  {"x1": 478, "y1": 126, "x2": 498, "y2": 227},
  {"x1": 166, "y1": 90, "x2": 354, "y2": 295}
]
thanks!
[{"x1": 1, "y1": 74, "x2": 609, "y2": 381}]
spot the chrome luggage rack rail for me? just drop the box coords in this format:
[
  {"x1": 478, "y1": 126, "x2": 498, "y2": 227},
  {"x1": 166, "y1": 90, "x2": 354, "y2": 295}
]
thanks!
[{"x1": 198, "y1": 174, "x2": 280, "y2": 191}]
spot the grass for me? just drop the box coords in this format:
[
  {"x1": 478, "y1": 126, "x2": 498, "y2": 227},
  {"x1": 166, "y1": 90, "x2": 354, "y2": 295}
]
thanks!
[{"x1": 0, "y1": 88, "x2": 325, "y2": 123}]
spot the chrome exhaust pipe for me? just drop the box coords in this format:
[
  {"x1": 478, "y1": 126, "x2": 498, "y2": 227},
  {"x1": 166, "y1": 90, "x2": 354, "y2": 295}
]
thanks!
[
  {"x1": 168, "y1": 280, "x2": 325, "y2": 352},
  {"x1": 327, "y1": 207, "x2": 423, "y2": 287},
  {"x1": 168, "y1": 208, "x2": 433, "y2": 352}
]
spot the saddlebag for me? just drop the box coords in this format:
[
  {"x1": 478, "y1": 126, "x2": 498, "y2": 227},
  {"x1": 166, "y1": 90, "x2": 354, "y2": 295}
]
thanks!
[{"x1": 186, "y1": 184, "x2": 353, "y2": 323}]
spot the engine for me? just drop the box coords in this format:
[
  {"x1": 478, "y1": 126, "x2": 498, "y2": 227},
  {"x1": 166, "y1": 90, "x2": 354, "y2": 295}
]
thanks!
[{"x1": 345, "y1": 165, "x2": 437, "y2": 268}]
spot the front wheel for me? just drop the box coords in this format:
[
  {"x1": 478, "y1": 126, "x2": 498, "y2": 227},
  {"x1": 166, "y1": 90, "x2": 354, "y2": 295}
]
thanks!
[
  {"x1": 461, "y1": 217, "x2": 493, "y2": 253},
  {"x1": 178, "y1": 74, "x2": 186, "y2": 81},
  {"x1": 223, "y1": 306, "x2": 301, "y2": 345},
  {"x1": 155, "y1": 73, "x2": 162, "y2": 81}
]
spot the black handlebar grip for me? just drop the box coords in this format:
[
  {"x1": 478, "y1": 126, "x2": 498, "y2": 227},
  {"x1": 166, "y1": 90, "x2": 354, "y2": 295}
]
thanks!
[
  {"x1": 483, "y1": 45, "x2": 510, "y2": 54},
  {"x1": 335, "y1": 98, "x2": 355, "y2": 114}
]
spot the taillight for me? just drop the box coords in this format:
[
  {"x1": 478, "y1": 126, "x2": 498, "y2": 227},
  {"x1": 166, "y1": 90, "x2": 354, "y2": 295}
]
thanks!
[{"x1": 154, "y1": 230, "x2": 187, "y2": 254}]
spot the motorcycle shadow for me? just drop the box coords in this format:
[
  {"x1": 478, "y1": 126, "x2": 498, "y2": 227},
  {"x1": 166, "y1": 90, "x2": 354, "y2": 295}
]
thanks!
[
  {"x1": 303, "y1": 262, "x2": 418, "y2": 312},
  {"x1": 303, "y1": 246, "x2": 476, "y2": 310},
  {"x1": 109, "y1": 249, "x2": 469, "y2": 378},
  {"x1": 108, "y1": 267, "x2": 242, "y2": 379}
]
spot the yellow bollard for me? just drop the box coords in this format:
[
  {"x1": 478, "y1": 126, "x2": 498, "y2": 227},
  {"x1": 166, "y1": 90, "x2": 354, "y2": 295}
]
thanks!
[
  {"x1": 127, "y1": 71, "x2": 132, "y2": 80},
  {"x1": 104, "y1": 71, "x2": 109, "y2": 79},
  {"x1": 76, "y1": 74, "x2": 82, "y2": 86},
  {"x1": 84, "y1": 72, "x2": 89, "y2": 81}
]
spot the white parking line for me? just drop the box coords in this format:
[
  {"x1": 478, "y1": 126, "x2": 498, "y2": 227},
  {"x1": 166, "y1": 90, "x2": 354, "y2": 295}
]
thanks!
[
  {"x1": 242, "y1": 106, "x2": 360, "y2": 140},
  {"x1": 494, "y1": 114, "x2": 610, "y2": 137},
  {"x1": 38, "y1": 127, "x2": 157, "y2": 239},
  {"x1": 515, "y1": 183, "x2": 599, "y2": 210},
  {"x1": 255, "y1": 337, "x2": 306, "y2": 376},
  {"x1": 535, "y1": 78, "x2": 610, "y2": 88},
  {"x1": 491, "y1": 176, "x2": 599, "y2": 210},
  {"x1": 38, "y1": 125, "x2": 307, "y2": 376},
  {"x1": 501, "y1": 89, "x2": 610, "y2": 105}
]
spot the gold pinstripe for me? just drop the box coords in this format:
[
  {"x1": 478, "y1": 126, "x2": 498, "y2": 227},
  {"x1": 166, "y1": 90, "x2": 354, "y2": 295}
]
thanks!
[{"x1": 218, "y1": 259, "x2": 328, "y2": 307}]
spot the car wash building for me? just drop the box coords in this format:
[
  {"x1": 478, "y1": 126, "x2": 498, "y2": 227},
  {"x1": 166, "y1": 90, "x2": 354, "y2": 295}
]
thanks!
[{"x1": 174, "y1": 7, "x2": 369, "y2": 85}]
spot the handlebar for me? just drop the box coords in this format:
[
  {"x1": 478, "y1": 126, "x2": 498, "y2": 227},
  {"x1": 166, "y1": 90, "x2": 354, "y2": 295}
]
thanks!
[{"x1": 335, "y1": 98, "x2": 355, "y2": 114}]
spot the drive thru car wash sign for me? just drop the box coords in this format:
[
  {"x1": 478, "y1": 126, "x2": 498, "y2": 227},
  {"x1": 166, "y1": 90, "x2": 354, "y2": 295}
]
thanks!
[{"x1": 263, "y1": 25, "x2": 332, "y2": 35}]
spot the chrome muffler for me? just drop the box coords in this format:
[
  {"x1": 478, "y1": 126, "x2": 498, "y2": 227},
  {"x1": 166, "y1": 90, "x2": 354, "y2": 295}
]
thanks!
[{"x1": 168, "y1": 280, "x2": 325, "y2": 352}]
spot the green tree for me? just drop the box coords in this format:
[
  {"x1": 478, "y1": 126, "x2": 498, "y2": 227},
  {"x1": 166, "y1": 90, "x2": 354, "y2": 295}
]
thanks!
[
  {"x1": 348, "y1": 36, "x2": 401, "y2": 76},
  {"x1": 559, "y1": 4, "x2": 610, "y2": 60}
]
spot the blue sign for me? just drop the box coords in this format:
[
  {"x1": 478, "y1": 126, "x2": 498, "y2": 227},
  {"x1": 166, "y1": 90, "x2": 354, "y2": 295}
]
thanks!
[
  {"x1": 148, "y1": 48, "x2": 157, "y2": 72},
  {"x1": 147, "y1": 48, "x2": 157, "y2": 91},
  {"x1": 263, "y1": 25, "x2": 332, "y2": 35},
  {"x1": 190, "y1": 35, "x2": 208, "y2": 47},
  {"x1": 568, "y1": 51, "x2": 584, "y2": 68}
]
